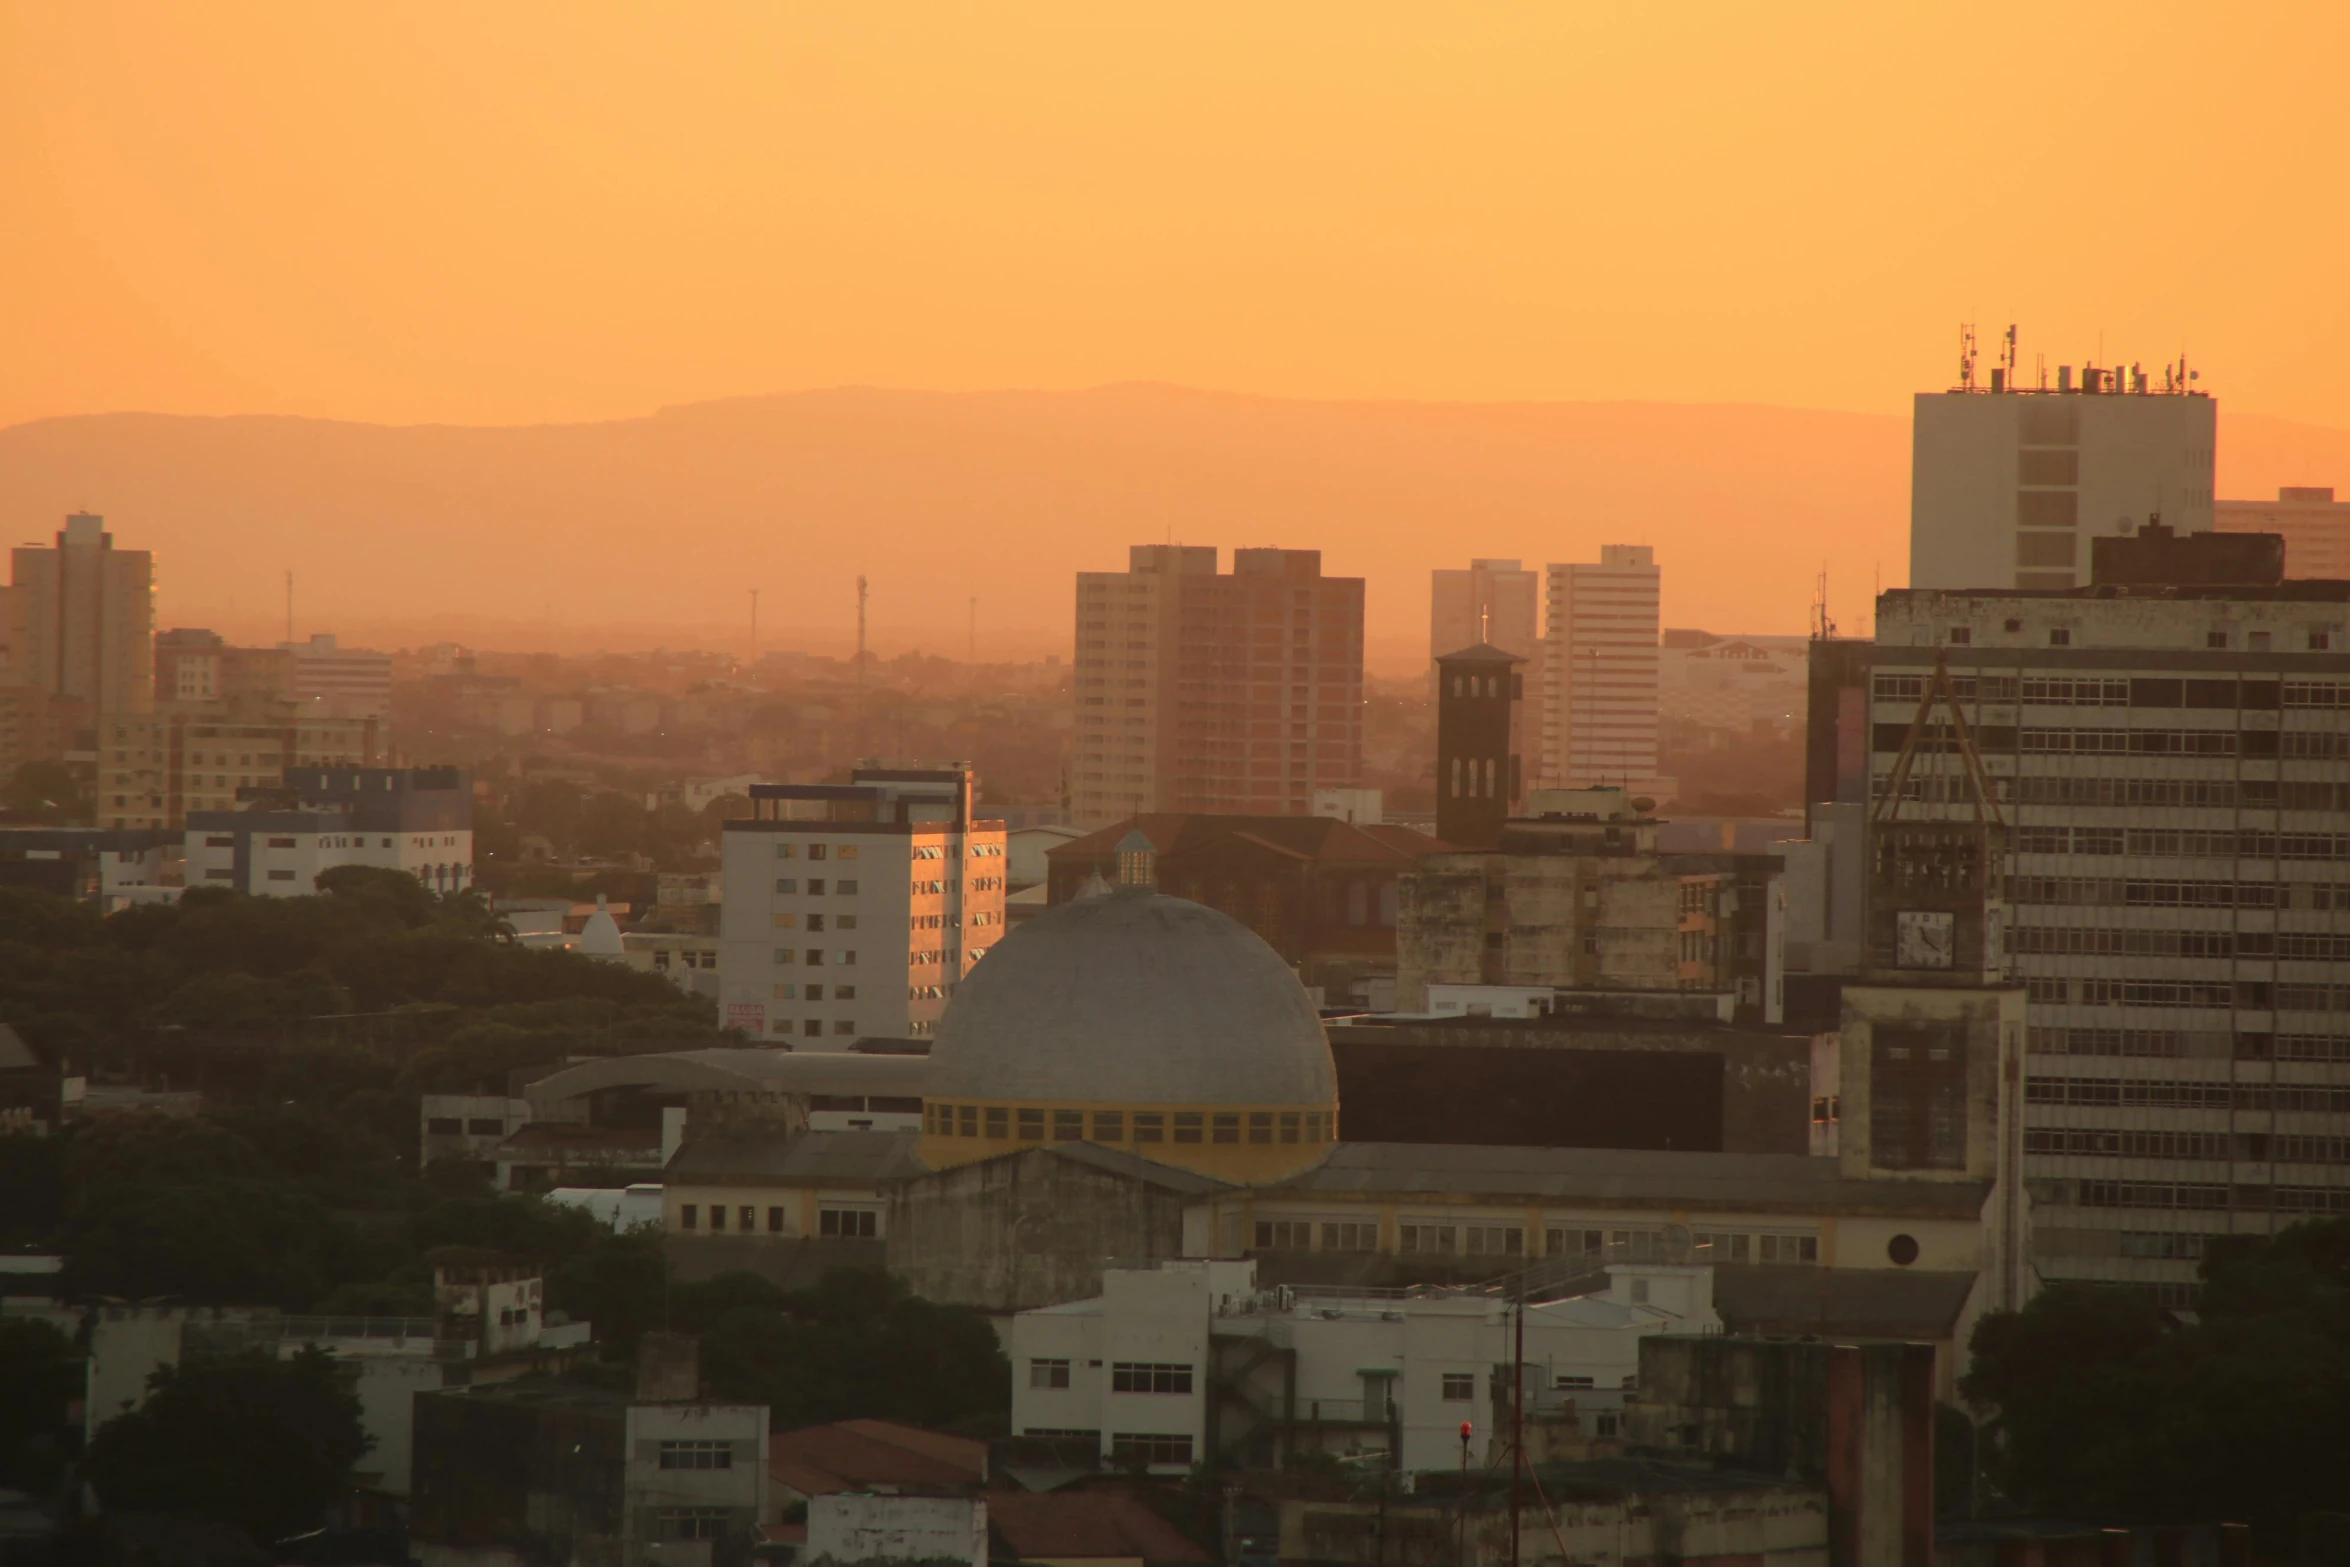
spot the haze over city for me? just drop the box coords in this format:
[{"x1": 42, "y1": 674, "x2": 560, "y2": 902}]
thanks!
[{"x1": 7, "y1": 4, "x2": 2350, "y2": 1561}]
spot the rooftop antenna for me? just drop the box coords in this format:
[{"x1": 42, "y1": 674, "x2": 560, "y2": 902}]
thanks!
[
  {"x1": 855, "y1": 574, "x2": 870, "y2": 757},
  {"x1": 1957, "y1": 321, "x2": 1978, "y2": 391},
  {"x1": 2003, "y1": 324, "x2": 2018, "y2": 378},
  {"x1": 1811, "y1": 566, "x2": 1836, "y2": 640}
]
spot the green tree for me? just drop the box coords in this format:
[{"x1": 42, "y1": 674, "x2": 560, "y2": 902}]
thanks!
[
  {"x1": 59, "y1": 1179, "x2": 366, "y2": 1309},
  {"x1": 83, "y1": 1348, "x2": 369, "y2": 1542},
  {"x1": 1, "y1": 760, "x2": 88, "y2": 823}
]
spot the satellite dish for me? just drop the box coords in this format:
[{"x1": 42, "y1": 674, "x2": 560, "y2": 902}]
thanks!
[{"x1": 1662, "y1": 1224, "x2": 1695, "y2": 1264}]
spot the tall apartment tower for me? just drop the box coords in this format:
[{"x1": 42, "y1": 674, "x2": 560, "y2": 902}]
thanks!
[
  {"x1": 1866, "y1": 528, "x2": 2350, "y2": 1308},
  {"x1": 717, "y1": 767, "x2": 1006, "y2": 1047},
  {"x1": 2218, "y1": 487, "x2": 2350, "y2": 580},
  {"x1": 1429, "y1": 559, "x2": 1540, "y2": 690},
  {"x1": 1911, "y1": 365, "x2": 2216, "y2": 592},
  {"x1": 1539, "y1": 546, "x2": 1661, "y2": 790},
  {"x1": 1072, "y1": 546, "x2": 1365, "y2": 830},
  {"x1": 10, "y1": 513, "x2": 155, "y2": 717},
  {"x1": 1432, "y1": 643, "x2": 1524, "y2": 848}
]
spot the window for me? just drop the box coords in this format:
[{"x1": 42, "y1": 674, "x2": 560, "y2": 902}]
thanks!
[
  {"x1": 709, "y1": 1205, "x2": 726, "y2": 1231},
  {"x1": 426, "y1": 1117, "x2": 462, "y2": 1134},
  {"x1": 1248, "y1": 1112, "x2": 1272, "y2": 1144},
  {"x1": 1109, "y1": 1433, "x2": 1193, "y2": 1467},
  {"x1": 1173, "y1": 1112, "x2": 1204, "y2": 1144},
  {"x1": 1320, "y1": 1221, "x2": 1376, "y2": 1251},
  {"x1": 1133, "y1": 1112, "x2": 1164, "y2": 1143},
  {"x1": 466, "y1": 1118, "x2": 504, "y2": 1135},
  {"x1": 835, "y1": 985, "x2": 856, "y2": 1000},
  {"x1": 808, "y1": 844, "x2": 828, "y2": 861},
  {"x1": 1211, "y1": 1113, "x2": 1239, "y2": 1144},
  {"x1": 819, "y1": 1208, "x2": 878, "y2": 1238},
  {"x1": 1947, "y1": 627, "x2": 1971, "y2": 645},
  {"x1": 838, "y1": 879, "x2": 859, "y2": 895},
  {"x1": 806, "y1": 948, "x2": 824, "y2": 965},
  {"x1": 1441, "y1": 1373, "x2": 1475, "y2": 1402},
  {"x1": 768, "y1": 1206, "x2": 786, "y2": 1233},
  {"x1": 2048, "y1": 628, "x2": 2071, "y2": 646},
  {"x1": 1017, "y1": 1108, "x2": 1045, "y2": 1140},
  {"x1": 985, "y1": 1106, "x2": 1008, "y2": 1138},
  {"x1": 1092, "y1": 1111, "x2": 1125, "y2": 1141},
  {"x1": 838, "y1": 846, "x2": 858, "y2": 860},
  {"x1": 1254, "y1": 1219, "x2": 1311, "y2": 1250},
  {"x1": 661, "y1": 1510, "x2": 730, "y2": 1542},
  {"x1": 1111, "y1": 1362, "x2": 1194, "y2": 1394},
  {"x1": 1029, "y1": 1358, "x2": 1072, "y2": 1390},
  {"x1": 658, "y1": 1441, "x2": 734, "y2": 1470},
  {"x1": 266, "y1": 836, "x2": 297, "y2": 849},
  {"x1": 1554, "y1": 1374, "x2": 1595, "y2": 1390},
  {"x1": 2207, "y1": 631, "x2": 2230, "y2": 649},
  {"x1": 776, "y1": 844, "x2": 797, "y2": 859},
  {"x1": 1399, "y1": 1224, "x2": 1455, "y2": 1254},
  {"x1": 679, "y1": 1205, "x2": 698, "y2": 1230},
  {"x1": 833, "y1": 1020, "x2": 856, "y2": 1036},
  {"x1": 1054, "y1": 1109, "x2": 1084, "y2": 1141},
  {"x1": 266, "y1": 869, "x2": 295, "y2": 881},
  {"x1": 1279, "y1": 1112, "x2": 1301, "y2": 1144},
  {"x1": 739, "y1": 1205, "x2": 755, "y2": 1231}
]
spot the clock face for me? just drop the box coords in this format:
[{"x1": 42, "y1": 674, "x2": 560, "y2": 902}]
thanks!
[{"x1": 1896, "y1": 910, "x2": 1956, "y2": 969}]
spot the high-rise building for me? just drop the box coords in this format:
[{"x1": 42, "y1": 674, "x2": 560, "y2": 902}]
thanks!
[
  {"x1": 1863, "y1": 527, "x2": 2350, "y2": 1308},
  {"x1": 283, "y1": 633, "x2": 395, "y2": 720},
  {"x1": 1072, "y1": 547, "x2": 1364, "y2": 829},
  {"x1": 717, "y1": 767, "x2": 1006, "y2": 1047},
  {"x1": 1428, "y1": 558, "x2": 1539, "y2": 689},
  {"x1": 155, "y1": 628, "x2": 295, "y2": 705},
  {"x1": 95, "y1": 692, "x2": 383, "y2": 830},
  {"x1": 1539, "y1": 546, "x2": 1661, "y2": 790},
  {"x1": 2217, "y1": 486, "x2": 2350, "y2": 580},
  {"x1": 1911, "y1": 364, "x2": 2216, "y2": 592},
  {"x1": 8, "y1": 513, "x2": 155, "y2": 719}
]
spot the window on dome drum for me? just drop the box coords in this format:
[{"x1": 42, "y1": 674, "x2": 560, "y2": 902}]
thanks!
[
  {"x1": 1255, "y1": 1220, "x2": 1311, "y2": 1250},
  {"x1": 1054, "y1": 1110, "x2": 1084, "y2": 1140},
  {"x1": 985, "y1": 1107, "x2": 1008, "y2": 1138},
  {"x1": 1173, "y1": 1113, "x2": 1204, "y2": 1144},
  {"x1": 958, "y1": 1105, "x2": 978, "y2": 1136},
  {"x1": 1134, "y1": 1114, "x2": 1165, "y2": 1143},
  {"x1": 1111, "y1": 1362, "x2": 1193, "y2": 1394},
  {"x1": 1399, "y1": 1225, "x2": 1456, "y2": 1254},
  {"x1": 1321, "y1": 1222, "x2": 1376, "y2": 1251},
  {"x1": 1017, "y1": 1109, "x2": 1045, "y2": 1140},
  {"x1": 1212, "y1": 1114, "x2": 1239, "y2": 1144},
  {"x1": 1249, "y1": 1113, "x2": 1272, "y2": 1144},
  {"x1": 1280, "y1": 1113, "x2": 1300, "y2": 1143},
  {"x1": 1092, "y1": 1111, "x2": 1125, "y2": 1141}
]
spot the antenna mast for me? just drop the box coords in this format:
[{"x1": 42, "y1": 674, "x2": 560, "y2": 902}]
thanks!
[
  {"x1": 284, "y1": 570, "x2": 294, "y2": 644},
  {"x1": 855, "y1": 575, "x2": 870, "y2": 760},
  {"x1": 1958, "y1": 321, "x2": 1978, "y2": 391}
]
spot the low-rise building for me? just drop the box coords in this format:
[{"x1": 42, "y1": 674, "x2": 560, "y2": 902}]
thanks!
[
  {"x1": 98, "y1": 692, "x2": 384, "y2": 831},
  {"x1": 1009, "y1": 1257, "x2": 1717, "y2": 1475},
  {"x1": 663, "y1": 1129, "x2": 923, "y2": 1257},
  {"x1": 411, "y1": 1334, "x2": 768, "y2": 1567},
  {"x1": 0, "y1": 827, "x2": 168, "y2": 909},
  {"x1": 182, "y1": 766, "x2": 473, "y2": 897},
  {"x1": 420, "y1": 1093, "x2": 531, "y2": 1170}
]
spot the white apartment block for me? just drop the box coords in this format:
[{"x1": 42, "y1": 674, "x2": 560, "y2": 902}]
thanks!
[
  {"x1": 2218, "y1": 487, "x2": 2350, "y2": 581},
  {"x1": 183, "y1": 766, "x2": 473, "y2": 897},
  {"x1": 283, "y1": 633, "x2": 394, "y2": 720},
  {"x1": 1010, "y1": 1258, "x2": 1717, "y2": 1474},
  {"x1": 718, "y1": 768, "x2": 1006, "y2": 1046},
  {"x1": 1911, "y1": 374, "x2": 2216, "y2": 593},
  {"x1": 1873, "y1": 582, "x2": 2350, "y2": 1308},
  {"x1": 1539, "y1": 547, "x2": 1661, "y2": 789}
]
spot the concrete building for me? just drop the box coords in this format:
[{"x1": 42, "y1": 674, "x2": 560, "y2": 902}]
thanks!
[
  {"x1": 97, "y1": 692, "x2": 385, "y2": 830},
  {"x1": 1863, "y1": 545, "x2": 2350, "y2": 1305},
  {"x1": 1429, "y1": 558, "x2": 1540, "y2": 692},
  {"x1": 183, "y1": 765, "x2": 472, "y2": 896},
  {"x1": 421, "y1": 1093, "x2": 533, "y2": 1170},
  {"x1": 9, "y1": 512, "x2": 154, "y2": 720},
  {"x1": 154, "y1": 628, "x2": 294, "y2": 706},
  {"x1": 1433, "y1": 642, "x2": 1525, "y2": 848},
  {"x1": 281, "y1": 632, "x2": 395, "y2": 720},
  {"x1": 2218, "y1": 484, "x2": 2350, "y2": 579},
  {"x1": 1009, "y1": 1256, "x2": 1716, "y2": 1474},
  {"x1": 662, "y1": 1129, "x2": 922, "y2": 1261},
  {"x1": 411, "y1": 1334, "x2": 768, "y2": 1567},
  {"x1": 717, "y1": 768, "x2": 1005, "y2": 1046},
  {"x1": 804, "y1": 1494, "x2": 987, "y2": 1567},
  {"x1": 1539, "y1": 547, "x2": 1661, "y2": 791},
  {"x1": 1072, "y1": 546, "x2": 1365, "y2": 829},
  {"x1": 1658, "y1": 631, "x2": 1808, "y2": 734},
  {"x1": 1911, "y1": 362, "x2": 2216, "y2": 592},
  {"x1": 0, "y1": 827, "x2": 168, "y2": 909},
  {"x1": 1045, "y1": 813, "x2": 1443, "y2": 1004}
]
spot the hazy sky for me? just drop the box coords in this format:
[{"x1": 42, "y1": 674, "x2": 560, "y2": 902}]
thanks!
[{"x1": 6, "y1": 1, "x2": 2348, "y2": 432}]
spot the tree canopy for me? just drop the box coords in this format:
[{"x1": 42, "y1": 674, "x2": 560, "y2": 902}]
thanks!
[{"x1": 1962, "y1": 1217, "x2": 2350, "y2": 1532}]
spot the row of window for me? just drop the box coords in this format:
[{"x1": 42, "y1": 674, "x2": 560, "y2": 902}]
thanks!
[
  {"x1": 2014, "y1": 827, "x2": 2350, "y2": 861},
  {"x1": 1250, "y1": 1220, "x2": 1818, "y2": 1264},
  {"x1": 1877, "y1": 674, "x2": 2350, "y2": 708},
  {"x1": 2071, "y1": 1182, "x2": 2350, "y2": 1214},
  {"x1": 2014, "y1": 927, "x2": 2350, "y2": 961},
  {"x1": 2027, "y1": 1076, "x2": 2350, "y2": 1113},
  {"x1": 2008, "y1": 877, "x2": 2350, "y2": 910},
  {"x1": 924, "y1": 1104, "x2": 1331, "y2": 1145},
  {"x1": 1878, "y1": 723, "x2": 2347, "y2": 759},
  {"x1": 425, "y1": 1117, "x2": 508, "y2": 1136},
  {"x1": 774, "y1": 843, "x2": 861, "y2": 860},
  {"x1": 2029, "y1": 1128, "x2": 2350, "y2": 1164},
  {"x1": 2032, "y1": 1027, "x2": 2350, "y2": 1063},
  {"x1": 2025, "y1": 976, "x2": 2350, "y2": 1012},
  {"x1": 771, "y1": 914, "x2": 859, "y2": 932},
  {"x1": 673, "y1": 1204, "x2": 877, "y2": 1235},
  {"x1": 775, "y1": 878, "x2": 860, "y2": 895},
  {"x1": 771, "y1": 947, "x2": 859, "y2": 966}
]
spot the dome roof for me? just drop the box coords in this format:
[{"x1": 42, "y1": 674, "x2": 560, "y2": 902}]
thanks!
[
  {"x1": 577, "y1": 895, "x2": 626, "y2": 961},
  {"x1": 926, "y1": 888, "x2": 1336, "y2": 1106}
]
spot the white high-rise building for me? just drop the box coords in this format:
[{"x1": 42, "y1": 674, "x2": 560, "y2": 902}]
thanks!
[
  {"x1": 1540, "y1": 546, "x2": 1661, "y2": 790},
  {"x1": 1429, "y1": 558, "x2": 1540, "y2": 682},
  {"x1": 2218, "y1": 486, "x2": 2350, "y2": 580},
  {"x1": 718, "y1": 768, "x2": 1006, "y2": 1047},
  {"x1": 1911, "y1": 363, "x2": 2216, "y2": 592}
]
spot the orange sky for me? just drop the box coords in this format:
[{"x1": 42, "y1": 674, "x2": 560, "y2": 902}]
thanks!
[{"x1": 5, "y1": 1, "x2": 2349, "y2": 433}]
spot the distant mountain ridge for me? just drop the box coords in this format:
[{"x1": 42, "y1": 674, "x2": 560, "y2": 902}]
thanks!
[{"x1": 0, "y1": 384, "x2": 2342, "y2": 665}]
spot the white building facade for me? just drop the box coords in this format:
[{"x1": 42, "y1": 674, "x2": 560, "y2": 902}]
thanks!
[
  {"x1": 1540, "y1": 547, "x2": 1661, "y2": 791},
  {"x1": 1430, "y1": 558, "x2": 1541, "y2": 688},
  {"x1": 718, "y1": 768, "x2": 1006, "y2": 1046},
  {"x1": 1911, "y1": 376, "x2": 2216, "y2": 593},
  {"x1": 183, "y1": 766, "x2": 473, "y2": 897},
  {"x1": 1010, "y1": 1258, "x2": 1718, "y2": 1475}
]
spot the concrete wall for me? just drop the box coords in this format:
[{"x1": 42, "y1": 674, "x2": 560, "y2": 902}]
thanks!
[
  {"x1": 805, "y1": 1494, "x2": 985, "y2": 1567},
  {"x1": 887, "y1": 1149, "x2": 1193, "y2": 1313},
  {"x1": 1397, "y1": 852, "x2": 1679, "y2": 1010}
]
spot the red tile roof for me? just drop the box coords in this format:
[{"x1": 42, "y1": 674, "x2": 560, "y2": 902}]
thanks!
[
  {"x1": 987, "y1": 1491, "x2": 1212, "y2": 1564},
  {"x1": 767, "y1": 1418, "x2": 987, "y2": 1496}
]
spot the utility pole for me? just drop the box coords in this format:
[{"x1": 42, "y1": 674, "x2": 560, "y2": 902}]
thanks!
[
  {"x1": 1510, "y1": 1277, "x2": 1526, "y2": 1567},
  {"x1": 1457, "y1": 1421, "x2": 1472, "y2": 1567}
]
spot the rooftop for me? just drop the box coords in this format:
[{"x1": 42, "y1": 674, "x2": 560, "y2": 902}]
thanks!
[
  {"x1": 667, "y1": 1128, "x2": 925, "y2": 1183},
  {"x1": 768, "y1": 1418, "x2": 987, "y2": 1498}
]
